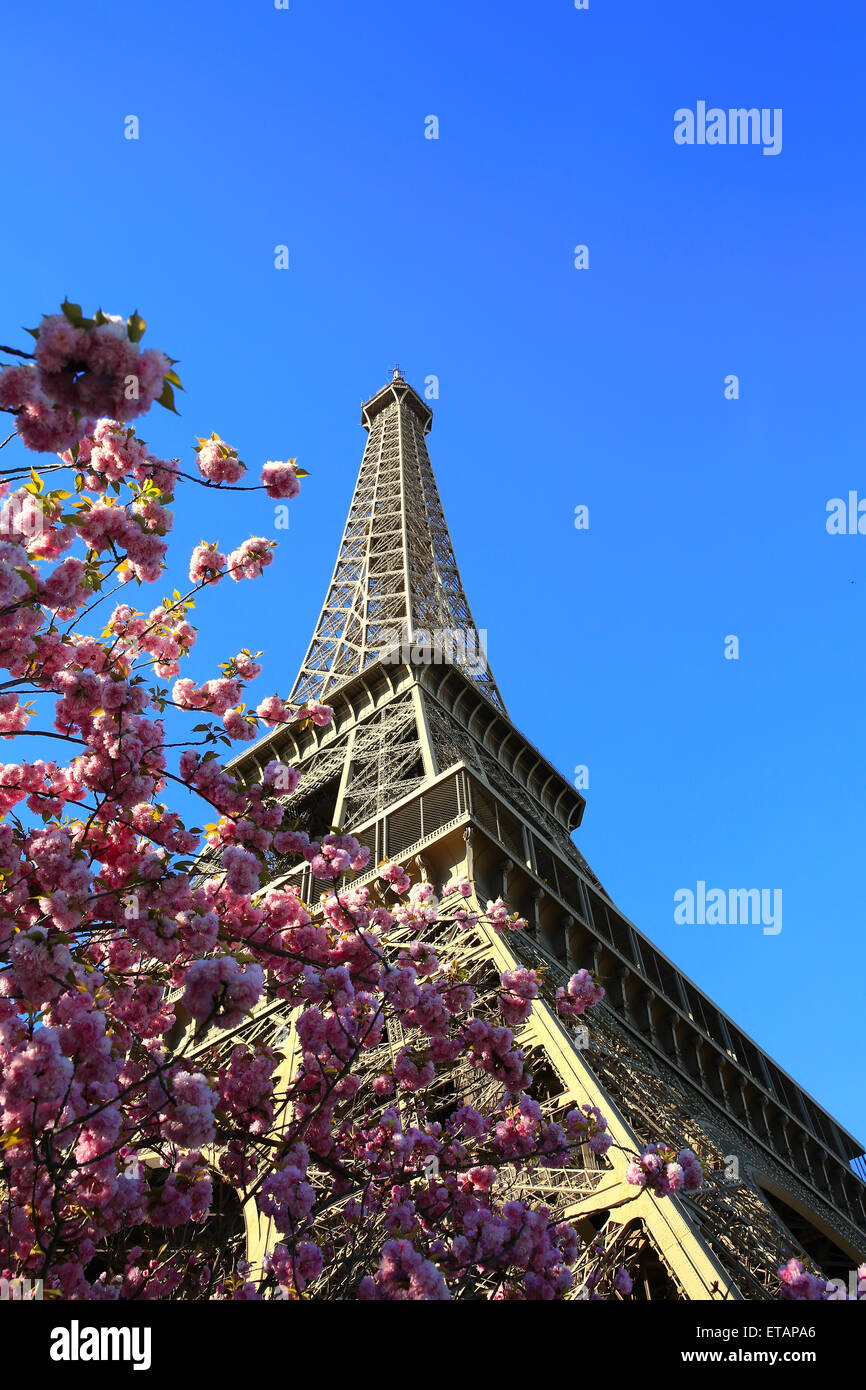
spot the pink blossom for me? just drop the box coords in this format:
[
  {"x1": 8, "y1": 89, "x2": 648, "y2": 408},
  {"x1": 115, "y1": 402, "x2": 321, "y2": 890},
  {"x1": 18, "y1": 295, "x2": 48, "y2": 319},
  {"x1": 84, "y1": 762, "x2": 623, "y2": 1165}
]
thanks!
[
  {"x1": 32, "y1": 309, "x2": 170, "y2": 430},
  {"x1": 262, "y1": 760, "x2": 300, "y2": 794},
  {"x1": 232, "y1": 651, "x2": 261, "y2": 679},
  {"x1": 221, "y1": 845, "x2": 262, "y2": 895},
  {"x1": 778, "y1": 1258, "x2": 832, "y2": 1301},
  {"x1": 195, "y1": 435, "x2": 246, "y2": 485},
  {"x1": 222, "y1": 706, "x2": 258, "y2": 741},
  {"x1": 486, "y1": 897, "x2": 522, "y2": 934},
  {"x1": 261, "y1": 460, "x2": 301, "y2": 500},
  {"x1": 256, "y1": 695, "x2": 293, "y2": 726},
  {"x1": 182, "y1": 957, "x2": 264, "y2": 1028},
  {"x1": 380, "y1": 861, "x2": 411, "y2": 895},
  {"x1": 266, "y1": 1241, "x2": 323, "y2": 1293},
  {"x1": 259, "y1": 1155, "x2": 315, "y2": 1234},
  {"x1": 299, "y1": 699, "x2": 333, "y2": 727},
  {"x1": 0, "y1": 694, "x2": 30, "y2": 737},
  {"x1": 394, "y1": 1046, "x2": 436, "y2": 1091},
  {"x1": 189, "y1": 541, "x2": 226, "y2": 586},
  {"x1": 273, "y1": 829, "x2": 311, "y2": 856},
  {"x1": 500, "y1": 967, "x2": 539, "y2": 1026},
  {"x1": 556, "y1": 968, "x2": 605, "y2": 1020},
  {"x1": 0, "y1": 363, "x2": 40, "y2": 409},
  {"x1": 227, "y1": 537, "x2": 274, "y2": 581},
  {"x1": 150, "y1": 1071, "x2": 216, "y2": 1149},
  {"x1": 358, "y1": 1240, "x2": 450, "y2": 1301}
]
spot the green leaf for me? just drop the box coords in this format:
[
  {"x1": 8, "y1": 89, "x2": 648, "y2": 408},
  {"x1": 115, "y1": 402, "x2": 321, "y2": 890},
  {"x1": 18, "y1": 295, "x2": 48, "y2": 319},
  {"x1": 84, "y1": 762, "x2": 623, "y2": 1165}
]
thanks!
[
  {"x1": 127, "y1": 310, "x2": 146, "y2": 344},
  {"x1": 156, "y1": 380, "x2": 179, "y2": 414},
  {"x1": 60, "y1": 299, "x2": 94, "y2": 331},
  {"x1": 61, "y1": 299, "x2": 84, "y2": 326},
  {"x1": 74, "y1": 473, "x2": 85, "y2": 492},
  {"x1": 14, "y1": 567, "x2": 38, "y2": 593},
  {"x1": 164, "y1": 368, "x2": 183, "y2": 390}
]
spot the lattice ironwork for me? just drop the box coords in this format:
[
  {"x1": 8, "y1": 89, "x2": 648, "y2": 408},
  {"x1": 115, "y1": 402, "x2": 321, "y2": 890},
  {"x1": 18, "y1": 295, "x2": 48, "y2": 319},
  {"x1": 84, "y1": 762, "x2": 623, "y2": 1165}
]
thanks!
[
  {"x1": 339, "y1": 691, "x2": 427, "y2": 825},
  {"x1": 290, "y1": 371, "x2": 506, "y2": 713},
  {"x1": 507, "y1": 926, "x2": 863, "y2": 1296}
]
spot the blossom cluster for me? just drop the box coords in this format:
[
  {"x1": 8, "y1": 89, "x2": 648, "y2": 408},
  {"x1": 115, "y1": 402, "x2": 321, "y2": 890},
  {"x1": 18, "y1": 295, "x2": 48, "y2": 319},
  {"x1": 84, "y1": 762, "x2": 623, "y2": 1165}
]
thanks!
[
  {"x1": 0, "y1": 305, "x2": 173, "y2": 454},
  {"x1": 625, "y1": 1144, "x2": 703, "y2": 1197},
  {"x1": 777, "y1": 1258, "x2": 866, "y2": 1301},
  {"x1": 555, "y1": 968, "x2": 605, "y2": 1020}
]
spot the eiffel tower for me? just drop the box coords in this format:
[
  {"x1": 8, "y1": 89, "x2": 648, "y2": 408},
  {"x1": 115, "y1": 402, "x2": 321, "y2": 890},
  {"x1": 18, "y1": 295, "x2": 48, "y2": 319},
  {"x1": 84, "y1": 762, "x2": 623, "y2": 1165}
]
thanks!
[{"x1": 189, "y1": 369, "x2": 866, "y2": 1299}]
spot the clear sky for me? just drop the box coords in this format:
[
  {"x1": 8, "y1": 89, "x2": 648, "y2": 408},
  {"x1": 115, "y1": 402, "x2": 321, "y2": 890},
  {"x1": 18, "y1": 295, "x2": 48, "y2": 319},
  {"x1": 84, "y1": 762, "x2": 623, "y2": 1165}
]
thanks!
[{"x1": 1, "y1": 0, "x2": 864, "y2": 1145}]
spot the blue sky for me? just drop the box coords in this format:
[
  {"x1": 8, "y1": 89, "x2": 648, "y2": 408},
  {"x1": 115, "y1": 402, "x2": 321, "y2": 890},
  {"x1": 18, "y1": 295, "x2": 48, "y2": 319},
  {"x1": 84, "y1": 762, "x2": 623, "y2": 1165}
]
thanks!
[{"x1": 1, "y1": 0, "x2": 864, "y2": 1144}]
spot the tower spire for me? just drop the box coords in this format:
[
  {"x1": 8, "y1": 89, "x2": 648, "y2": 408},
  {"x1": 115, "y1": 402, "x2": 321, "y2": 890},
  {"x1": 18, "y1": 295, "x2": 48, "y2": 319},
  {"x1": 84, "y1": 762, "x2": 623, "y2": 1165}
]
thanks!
[{"x1": 290, "y1": 372, "x2": 506, "y2": 713}]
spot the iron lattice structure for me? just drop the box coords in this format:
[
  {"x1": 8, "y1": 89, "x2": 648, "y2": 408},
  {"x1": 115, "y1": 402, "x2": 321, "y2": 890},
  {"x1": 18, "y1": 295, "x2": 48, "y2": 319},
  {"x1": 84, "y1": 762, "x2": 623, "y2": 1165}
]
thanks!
[
  {"x1": 290, "y1": 370, "x2": 506, "y2": 714},
  {"x1": 185, "y1": 372, "x2": 866, "y2": 1299}
]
